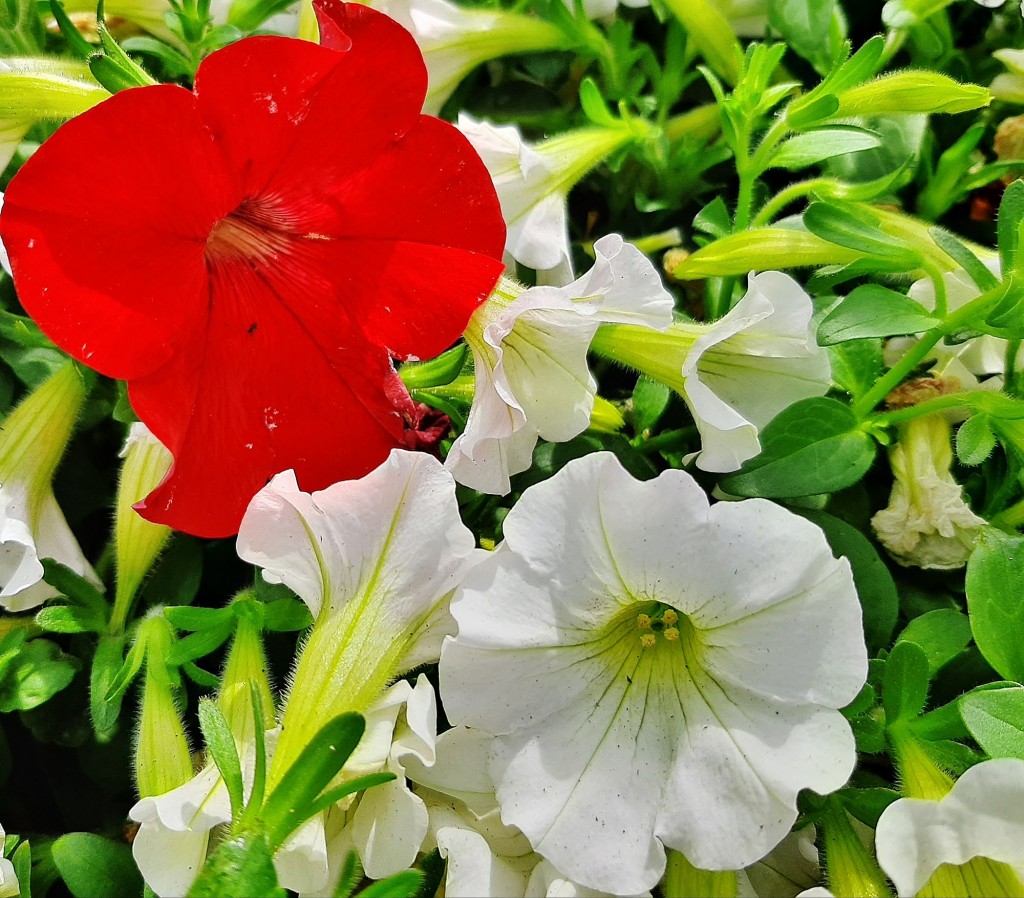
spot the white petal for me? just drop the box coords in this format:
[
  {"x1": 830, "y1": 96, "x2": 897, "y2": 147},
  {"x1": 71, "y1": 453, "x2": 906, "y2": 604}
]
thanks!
[
  {"x1": 352, "y1": 770, "x2": 429, "y2": 879},
  {"x1": 441, "y1": 452, "x2": 866, "y2": 894},
  {"x1": 658, "y1": 678, "x2": 855, "y2": 870},
  {"x1": 392, "y1": 674, "x2": 437, "y2": 768},
  {"x1": 130, "y1": 817, "x2": 209, "y2": 898},
  {"x1": 437, "y1": 825, "x2": 532, "y2": 898},
  {"x1": 506, "y1": 189, "x2": 572, "y2": 274},
  {"x1": 275, "y1": 813, "x2": 329, "y2": 894},
  {"x1": 129, "y1": 764, "x2": 230, "y2": 833},
  {"x1": 405, "y1": 726, "x2": 499, "y2": 817},
  {"x1": 238, "y1": 450, "x2": 475, "y2": 651},
  {"x1": 235, "y1": 470, "x2": 325, "y2": 615},
  {"x1": 876, "y1": 758, "x2": 1024, "y2": 896}
]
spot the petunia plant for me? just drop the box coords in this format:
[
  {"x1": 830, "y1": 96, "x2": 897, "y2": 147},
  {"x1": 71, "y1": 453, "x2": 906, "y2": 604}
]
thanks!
[{"x1": 3, "y1": 0, "x2": 1024, "y2": 895}]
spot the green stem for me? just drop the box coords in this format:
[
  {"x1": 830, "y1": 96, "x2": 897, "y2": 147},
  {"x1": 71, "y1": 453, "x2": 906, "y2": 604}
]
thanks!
[
  {"x1": 752, "y1": 178, "x2": 829, "y2": 228},
  {"x1": 993, "y1": 497, "x2": 1024, "y2": 529},
  {"x1": 855, "y1": 285, "x2": 1006, "y2": 417},
  {"x1": 853, "y1": 332, "x2": 946, "y2": 418},
  {"x1": 636, "y1": 426, "x2": 699, "y2": 454}
]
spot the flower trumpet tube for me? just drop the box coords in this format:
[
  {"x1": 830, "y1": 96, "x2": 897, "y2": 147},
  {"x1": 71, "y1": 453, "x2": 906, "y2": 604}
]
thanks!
[
  {"x1": 446, "y1": 234, "x2": 673, "y2": 494},
  {"x1": 459, "y1": 116, "x2": 644, "y2": 283},
  {"x1": 111, "y1": 423, "x2": 174, "y2": 634},
  {"x1": 0, "y1": 57, "x2": 108, "y2": 171},
  {"x1": 0, "y1": 362, "x2": 98, "y2": 612},
  {"x1": 360, "y1": 0, "x2": 569, "y2": 115},
  {"x1": 591, "y1": 270, "x2": 831, "y2": 473},
  {"x1": 236, "y1": 449, "x2": 477, "y2": 791}
]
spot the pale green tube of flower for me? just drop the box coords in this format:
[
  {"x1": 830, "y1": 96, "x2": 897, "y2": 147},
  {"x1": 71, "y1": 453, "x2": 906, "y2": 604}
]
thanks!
[
  {"x1": 134, "y1": 613, "x2": 193, "y2": 799},
  {"x1": 111, "y1": 424, "x2": 173, "y2": 635}
]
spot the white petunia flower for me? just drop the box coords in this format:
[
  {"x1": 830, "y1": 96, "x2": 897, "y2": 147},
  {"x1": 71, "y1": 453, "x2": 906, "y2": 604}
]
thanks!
[
  {"x1": 440, "y1": 452, "x2": 868, "y2": 895},
  {"x1": 361, "y1": 0, "x2": 567, "y2": 115},
  {"x1": 871, "y1": 415, "x2": 986, "y2": 570},
  {"x1": 458, "y1": 116, "x2": 639, "y2": 283},
  {"x1": 682, "y1": 271, "x2": 832, "y2": 471},
  {"x1": 446, "y1": 234, "x2": 674, "y2": 495},
  {"x1": 591, "y1": 271, "x2": 831, "y2": 473},
  {"x1": 875, "y1": 758, "x2": 1024, "y2": 897},
  {"x1": 238, "y1": 448, "x2": 477, "y2": 886},
  {"x1": 0, "y1": 823, "x2": 19, "y2": 898},
  {"x1": 0, "y1": 363, "x2": 99, "y2": 613}
]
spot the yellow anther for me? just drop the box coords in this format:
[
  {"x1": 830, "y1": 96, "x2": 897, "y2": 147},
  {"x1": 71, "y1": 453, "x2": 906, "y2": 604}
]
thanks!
[
  {"x1": 639, "y1": 633, "x2": 657, "y2": 649},
  {"x1": 664, "y1": 627, "x2": 680, "y2": 641},
  {"x1": 479, "y1": 538, "x2": 496, "y2": 551},
  {"x1": 663, "y1": 609, "x2": 678, "y2": 626},
  {"x1": 637, "y1": 613, "x2": 652, "y2": 629}
]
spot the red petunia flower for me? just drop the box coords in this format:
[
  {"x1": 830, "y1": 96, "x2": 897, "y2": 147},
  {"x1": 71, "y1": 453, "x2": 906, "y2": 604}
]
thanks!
[{"x1": 0, "y1": 1, "x2": 505, "y2": 538}]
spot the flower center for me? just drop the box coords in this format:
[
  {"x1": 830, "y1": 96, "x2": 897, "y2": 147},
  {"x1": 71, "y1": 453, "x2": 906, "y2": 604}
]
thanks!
[
  {"x1": 636, "y1": 603, "x2": 683, "y2": 649},
  {"x1": 205, "y1": 197, "x2": 303, "y2": 266}
]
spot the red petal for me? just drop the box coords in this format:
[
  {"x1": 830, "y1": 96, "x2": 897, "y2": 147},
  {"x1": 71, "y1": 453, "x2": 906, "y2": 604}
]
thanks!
[
  {"x1": 131, "y1": 260, "x2": 407, "y2": 538},
  {"x1": 0, "y1": 84, "x2": 232, "y2": 379},
  {"x1": 331, "y1": 115, "x2": 506, "y2": 259},
  {"x1": 192, "y1": 37, "x2": 345, "y2": 203},
  {"x1": 325, "y1": 239, "x2": 504, "y2": 359},
  {"x1": 194, "y1": 11, "x2": 426, "y2": 228}
]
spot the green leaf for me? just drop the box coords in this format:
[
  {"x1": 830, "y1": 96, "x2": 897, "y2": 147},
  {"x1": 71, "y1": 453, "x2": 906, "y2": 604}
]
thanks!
[
  {"x1": 966, "y1": 528, "x2": 1024, "y2": 682},
  {"x1": 692, "y1": 196, "x2": 732, "y2": 240},
  {"x1": 959, "y1": 685, "x2": 1024, "y2": 760},
  {"x1": 768, "y1": 0, "x2": 836, "y2": 69},
  {"x1": 579, "y1": 77, "x2": 619, "y2": 128},
  {"x1": 827, "y1": 338, "x2": 882, "y2": 401},
  {"x1": 333, "y1": 852, "x2": 364, "y2": 898},
  {"x1": 0, "y1": 637, "x2": 78, "y2": 712},
  {"x1": 40, "y1": 559, "x2": 107, "y2": 618},
  {"x1": 720, "y1": 398, "x2": 877, "y2": 498},
  {"x1": 187, "y1": 830, "x2": 285, "y2": 898},
  {"x1": 956, "y1": 416, "x2": 996, "y2": 466},
  {"x1": 817, "y1": 284, "x2": 937, "y2": 345},
  {"x1": 632, "y1": 376, "x2": 671, "y2": 436},
  {"x1": 261, "y1": 597, "x2": 313, "y2": 632},
  {"x1": 139, "y1": 535, "x2": 204, "y2": 608},
  {"x1": 197, "y1": 698, "x2": 245, "y2": 820},
  {"x1": 51, "y1": 833, "x2": 143, "y2": 898},
  {"x1": 999, "y1": 179, "x2": 1024, "y2": 276},
  {"x1": 164, "y1": 604, "x2": 234, "y2": 632},
  {"x1": 837, "y1": 787, "x2": 899, "y2": 828},
  {"x1": 799, "y1": 510, "x2": 897, "y2": 651},
  {"x1": 358, "y1": 870, "x2": 427, "y2": 898},
  {"x1": 982, "y1": 279, "x2": 1024, "y2": 340},
  {"x1": 89, "y1": 635, "x2": 128, "y2": 741},
  {"x1": 928, "y1": 229, "x2": 1000, "y2": 292},
  {"x1": 771, "y1": 126, "x2": 881, "y2": 171},
  {"x1": 100, "y1": 634, "x2": 146, "y2": 704},
  {"x1": 895, "y1": 609, "x2": 973, "y2": 676},
  {"x1": 261, "y1": 712, "x2": 366, "y2": 849},
  {"x1": 34, "y1": 604, "x2": 105, "y2": 635},
  {"x1": 398, "y1": 344, "x2": 467, "y2": 391},
  {"x1": 168, "y1": 620, "x2": 235, "y2": 665},
  {"x1": 882, "y1": 640, "x2": 930, "y2": 724},
  {"x1": 804, "y1": 201, "x2": 921, "y2": 264}
]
